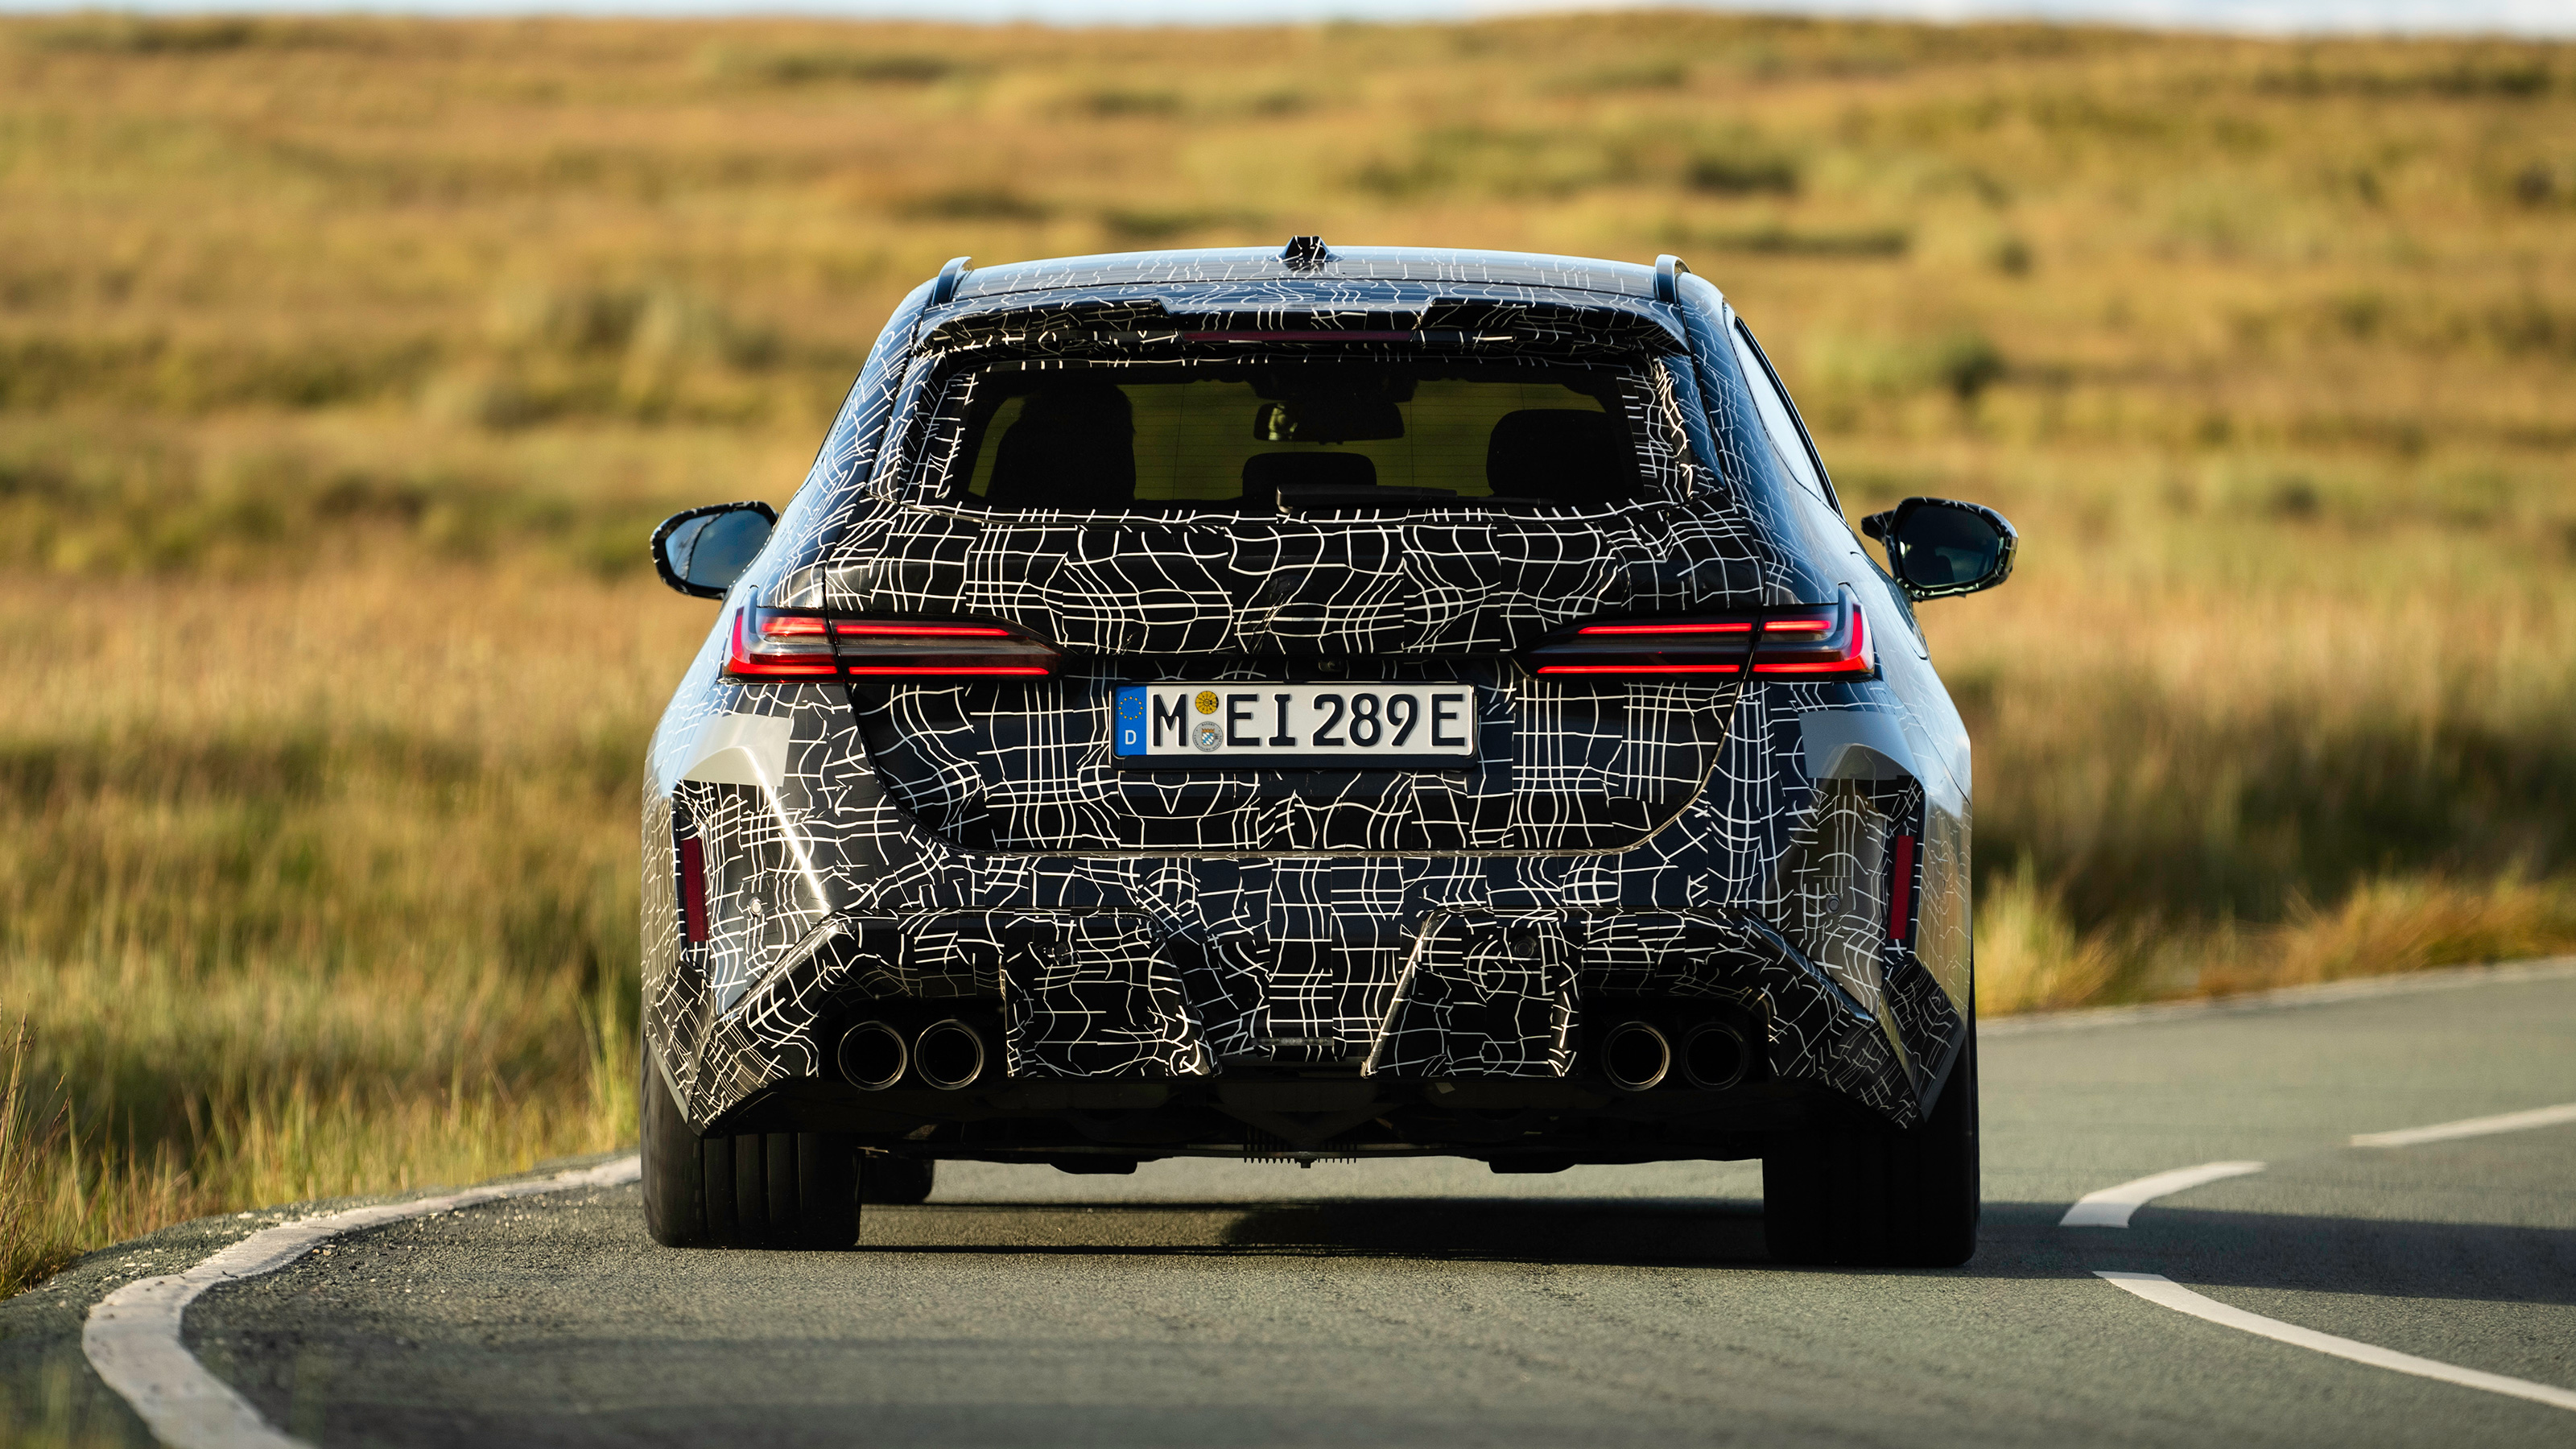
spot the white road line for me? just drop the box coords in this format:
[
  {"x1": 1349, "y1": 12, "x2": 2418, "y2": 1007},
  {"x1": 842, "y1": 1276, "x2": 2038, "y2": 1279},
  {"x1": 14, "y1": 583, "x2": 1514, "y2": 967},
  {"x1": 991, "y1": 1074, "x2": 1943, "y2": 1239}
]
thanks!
[
  {"x1": 84, "y1": 1155, "x2": 641, "y2": 1449},
  {"x1": 2351, "y1": 1102, "x2": 2576, "y2": 1149},
  {"x1": 2096, "y1": 1271, "x2": 2576, "y2": 1414},
  {"x1": 2059, "y1": 1160, "x2": 2265, "y2": 1228}
]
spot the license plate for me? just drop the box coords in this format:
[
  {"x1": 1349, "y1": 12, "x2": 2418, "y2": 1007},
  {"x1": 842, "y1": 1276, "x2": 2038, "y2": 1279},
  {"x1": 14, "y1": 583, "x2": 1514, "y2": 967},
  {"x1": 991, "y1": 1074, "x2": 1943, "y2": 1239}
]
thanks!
[{"x1": 1112, "y1": 683, "x2": 1476, "y2": 768}]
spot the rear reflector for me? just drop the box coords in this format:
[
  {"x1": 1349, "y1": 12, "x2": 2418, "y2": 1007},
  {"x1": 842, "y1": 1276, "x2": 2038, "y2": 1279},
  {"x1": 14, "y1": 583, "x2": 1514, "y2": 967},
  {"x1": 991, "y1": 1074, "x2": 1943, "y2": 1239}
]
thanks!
[
  {"x1": 678, "y1": 835, "x2": 708, "y2": 943},
  {"x1": 1889, "y1": 832, "x2": 1917, "y2": 943},
  {"x1": 1525, "y1": 588, "x2": 1876, "y2": 680},
  {"x1": 724, "y1": 608, "x2": 1061, "y2": 681}
]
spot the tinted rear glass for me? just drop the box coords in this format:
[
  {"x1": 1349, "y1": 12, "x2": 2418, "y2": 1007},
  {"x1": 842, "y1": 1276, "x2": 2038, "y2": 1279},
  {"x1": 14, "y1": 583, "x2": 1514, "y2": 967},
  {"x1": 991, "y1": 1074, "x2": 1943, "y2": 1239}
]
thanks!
[{"x1": 916, "y1": 362, "x2": 1649, "y2": 513}]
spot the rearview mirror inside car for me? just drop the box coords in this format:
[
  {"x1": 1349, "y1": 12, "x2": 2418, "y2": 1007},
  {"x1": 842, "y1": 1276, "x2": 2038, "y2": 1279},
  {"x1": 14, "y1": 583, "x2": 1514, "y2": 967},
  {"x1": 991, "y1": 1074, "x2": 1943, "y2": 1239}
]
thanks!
[
  {"x1": 1253, "y1": 397, "x2": 1406, "y2": 444},
  {"x1": 652, "y1": 502, "x2": 778, "y2": 599},
  {"x1": 1859, "y1": 497, "x2": 2017, "y2": 601}
]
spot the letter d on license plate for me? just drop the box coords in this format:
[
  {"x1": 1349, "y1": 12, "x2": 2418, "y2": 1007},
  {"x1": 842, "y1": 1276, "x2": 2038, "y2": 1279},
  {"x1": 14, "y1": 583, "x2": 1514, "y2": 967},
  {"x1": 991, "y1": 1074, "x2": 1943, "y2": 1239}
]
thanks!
[{"x1": 1113, "y1": 683, "x2": 1477, "y2": 769}]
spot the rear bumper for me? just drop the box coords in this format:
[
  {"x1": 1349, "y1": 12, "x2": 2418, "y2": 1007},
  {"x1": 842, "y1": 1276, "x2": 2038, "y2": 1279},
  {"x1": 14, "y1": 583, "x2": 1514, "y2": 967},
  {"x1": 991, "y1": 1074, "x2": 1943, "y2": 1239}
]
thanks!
[{"x1": 660, "y1": 904, "x2": 1962, "y2": 1154}]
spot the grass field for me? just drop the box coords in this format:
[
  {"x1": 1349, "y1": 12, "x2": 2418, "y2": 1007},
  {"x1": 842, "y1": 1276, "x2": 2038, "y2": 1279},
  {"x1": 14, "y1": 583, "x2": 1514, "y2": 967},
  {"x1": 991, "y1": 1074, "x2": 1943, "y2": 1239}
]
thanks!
[{"x1": 1, "y1": 10, "x2": 2571, "y2": 1294}]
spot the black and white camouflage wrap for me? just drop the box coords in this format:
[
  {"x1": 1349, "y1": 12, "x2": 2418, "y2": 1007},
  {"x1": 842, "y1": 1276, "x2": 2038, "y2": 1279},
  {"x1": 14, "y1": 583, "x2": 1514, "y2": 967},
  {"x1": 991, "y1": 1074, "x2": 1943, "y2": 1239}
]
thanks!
[{"x1": 639, "y1": 248, "x2": 1975, "y2": 1145}]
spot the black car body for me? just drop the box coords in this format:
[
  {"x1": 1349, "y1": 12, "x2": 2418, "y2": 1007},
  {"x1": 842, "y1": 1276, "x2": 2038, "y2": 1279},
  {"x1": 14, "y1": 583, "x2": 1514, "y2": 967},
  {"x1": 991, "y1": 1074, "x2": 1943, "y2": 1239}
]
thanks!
[{"x1": 637, "y1": 242, "x2": 2014, "y2": 1265}]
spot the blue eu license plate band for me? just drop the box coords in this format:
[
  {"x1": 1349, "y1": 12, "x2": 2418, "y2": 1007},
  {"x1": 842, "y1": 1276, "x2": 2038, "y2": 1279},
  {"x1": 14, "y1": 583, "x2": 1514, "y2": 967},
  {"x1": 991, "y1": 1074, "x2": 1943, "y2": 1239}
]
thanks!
[{"x1": 1111, "y1": 683, "x2": 1478, "y2": 769}]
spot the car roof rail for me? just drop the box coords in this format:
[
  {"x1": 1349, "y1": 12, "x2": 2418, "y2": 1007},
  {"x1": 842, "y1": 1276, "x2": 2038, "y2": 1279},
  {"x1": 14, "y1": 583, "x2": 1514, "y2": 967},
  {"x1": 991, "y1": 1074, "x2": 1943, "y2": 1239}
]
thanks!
[
  {"x1": 929, "y1": 255, "x2": 972, "y2": 306},
  {"x1": 1654, "y1": 254, "x2": 1690, "y2": 304}
]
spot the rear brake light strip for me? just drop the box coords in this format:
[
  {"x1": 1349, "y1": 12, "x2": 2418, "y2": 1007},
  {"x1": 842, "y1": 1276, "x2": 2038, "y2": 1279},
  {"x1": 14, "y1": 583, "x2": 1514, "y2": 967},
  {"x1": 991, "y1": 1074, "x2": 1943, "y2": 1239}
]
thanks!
[
  {"x1": 727, "y1": 608, "x2": 1059, "y2": 680},
  {"x1": 1526, "y1": 596, "x2": 1872, "y2": 679}
]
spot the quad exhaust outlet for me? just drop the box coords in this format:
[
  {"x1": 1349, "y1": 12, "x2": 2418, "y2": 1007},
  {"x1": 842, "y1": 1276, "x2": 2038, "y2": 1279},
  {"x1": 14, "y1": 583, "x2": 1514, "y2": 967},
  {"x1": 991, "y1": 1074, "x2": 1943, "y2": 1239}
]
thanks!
[
  {"x1": 1678, "y1": 1021, "x2": 1751, "y2": 1092},
  {"x1": 836, "y1": 1021, "x2": 908, "y2": 1091},
  {"x1": 837, "y1": 1017, "x2": 992, "y2": 1090},
  {"x1": 914, "y1": 1019, "x2": 989, "y2": 1091},
  {"x1": 1600, "y1": 1020, "x2": 1671, "y2": 1093}
]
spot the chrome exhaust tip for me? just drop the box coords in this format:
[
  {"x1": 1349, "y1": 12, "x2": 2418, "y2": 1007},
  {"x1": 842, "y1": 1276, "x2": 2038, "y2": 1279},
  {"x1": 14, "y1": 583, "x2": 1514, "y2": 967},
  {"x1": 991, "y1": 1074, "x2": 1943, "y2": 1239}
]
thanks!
[
  {"x1": 1600, "y1": 1020, "x2": 1670, "y2": 1093},
  {"x1": 1678, "y1": 1021, "x2": 1750, "y2": 1092},
  {"x1": 914, "y1": 1018, "x2": 989, "y2": 1091},
  {"x1": 836, "y1": 1021, "x2": 909, "y2": 1091}
]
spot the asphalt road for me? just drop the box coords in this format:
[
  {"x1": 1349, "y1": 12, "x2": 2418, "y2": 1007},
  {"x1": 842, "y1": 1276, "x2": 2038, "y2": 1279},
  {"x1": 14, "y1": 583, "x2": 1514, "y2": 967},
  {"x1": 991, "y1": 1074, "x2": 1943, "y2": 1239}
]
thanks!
[{"x1": 9, "y1": 964, "x2": 2574, "y2": 1447}]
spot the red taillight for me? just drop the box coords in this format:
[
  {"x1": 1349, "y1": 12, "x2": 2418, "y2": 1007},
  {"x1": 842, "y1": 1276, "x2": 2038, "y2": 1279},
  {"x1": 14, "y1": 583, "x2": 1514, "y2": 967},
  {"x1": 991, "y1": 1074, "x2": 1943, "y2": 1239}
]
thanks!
[
  {"x1": 1888, "y1": 832, "x2": 1916, "y2": 943},
  {"x1": 1750, "y1": 606, "x2": 1871, "y2": 678},
  {"x1": 724, "y1": 608, "x2": 1059, "y2": 681},
  {"x1": 678, "y1": 834, "x2": 708, "y2": 943},
  {"x1": 727, "y1": 609, "x2": 840, "y2": 679},
  {"x1": 1574, "y1": 621, "x2": 1751, "y2": 637},
  {"x1": 1525, "y1": 589, "x2": 1876, "y2": 680}
]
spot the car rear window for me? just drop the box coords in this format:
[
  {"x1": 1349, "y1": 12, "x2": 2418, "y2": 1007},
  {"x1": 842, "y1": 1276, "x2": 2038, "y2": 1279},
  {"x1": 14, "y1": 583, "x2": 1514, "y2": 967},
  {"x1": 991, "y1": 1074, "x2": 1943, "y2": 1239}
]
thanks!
[{"x1": 912, "y1": 361, "x2": 1653, "y2": 513}]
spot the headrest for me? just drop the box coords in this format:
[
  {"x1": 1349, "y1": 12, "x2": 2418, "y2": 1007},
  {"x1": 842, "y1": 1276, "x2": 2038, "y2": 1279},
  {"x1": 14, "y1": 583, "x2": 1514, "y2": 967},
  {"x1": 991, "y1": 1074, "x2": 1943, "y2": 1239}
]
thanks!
[
  {"x1": 1486, "y1": 409, "x2": 1625, "y2": 502},
  {"x1": 983, "y1": 382, "x2": 1137, "y2": 510}
]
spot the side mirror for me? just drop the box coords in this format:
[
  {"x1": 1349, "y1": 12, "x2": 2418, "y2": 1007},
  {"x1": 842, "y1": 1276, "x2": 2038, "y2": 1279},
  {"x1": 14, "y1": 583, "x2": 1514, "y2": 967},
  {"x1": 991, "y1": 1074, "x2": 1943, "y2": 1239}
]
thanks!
[
  {"x1": 1860, "y1": 497, "x2": 2017, "y2": 601},
  {"x1": 651, "y1": 502, "x2": 778, "y2": 599}
]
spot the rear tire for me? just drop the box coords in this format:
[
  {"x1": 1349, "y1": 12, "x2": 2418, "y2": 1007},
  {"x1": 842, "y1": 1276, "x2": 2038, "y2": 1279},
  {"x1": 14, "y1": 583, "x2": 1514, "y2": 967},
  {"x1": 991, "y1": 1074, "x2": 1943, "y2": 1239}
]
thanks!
[
  {"x1": 859, "y1": 1156, "x2": 937, "y2": 1205},
  {"x1": 1763, "y1": 1032, "x2": 1979, "y2": 1267},
  {"x1": 640, "y1": 1050, "x2": 860, "y2": 1249}
]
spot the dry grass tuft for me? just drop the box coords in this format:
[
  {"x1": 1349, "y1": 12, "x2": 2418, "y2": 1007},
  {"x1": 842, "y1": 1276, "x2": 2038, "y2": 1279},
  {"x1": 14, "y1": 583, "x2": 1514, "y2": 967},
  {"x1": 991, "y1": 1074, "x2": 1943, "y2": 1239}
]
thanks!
[{"x1": 0, "y1": 567, "x2": 687, "y2": 1294}]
